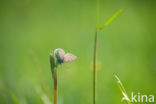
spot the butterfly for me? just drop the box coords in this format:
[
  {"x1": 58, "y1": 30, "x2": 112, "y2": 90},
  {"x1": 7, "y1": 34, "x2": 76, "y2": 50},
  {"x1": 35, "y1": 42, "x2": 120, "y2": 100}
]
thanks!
[{"x1": 54, "y1": 48, "x2": 77, "y2": 64}]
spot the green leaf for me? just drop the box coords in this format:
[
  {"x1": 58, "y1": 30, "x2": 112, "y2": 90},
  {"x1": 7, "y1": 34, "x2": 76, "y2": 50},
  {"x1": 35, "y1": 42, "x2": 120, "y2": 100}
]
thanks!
[{"x1": 96, "y1": 9, "x2": 124, "y2": 30}]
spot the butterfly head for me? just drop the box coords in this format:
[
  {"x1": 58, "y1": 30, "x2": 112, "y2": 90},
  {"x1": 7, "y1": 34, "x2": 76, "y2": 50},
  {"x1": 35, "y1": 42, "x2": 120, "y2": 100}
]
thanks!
[{"x1": 54, "y1": 48, "x2": 65, "y2": 64}]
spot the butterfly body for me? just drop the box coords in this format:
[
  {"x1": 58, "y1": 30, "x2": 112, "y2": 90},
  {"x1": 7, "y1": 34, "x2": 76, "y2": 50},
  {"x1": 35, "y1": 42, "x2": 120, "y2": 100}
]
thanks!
[{"x1": 58, "y1": 57, "x2": 64, "y2": 64}]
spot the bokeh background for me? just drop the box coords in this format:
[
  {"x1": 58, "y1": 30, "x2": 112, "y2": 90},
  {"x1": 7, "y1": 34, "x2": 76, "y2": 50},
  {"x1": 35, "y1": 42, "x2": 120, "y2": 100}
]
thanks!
[{"x1": 0, "y1": 0, "x2": 156, "y2": 104}]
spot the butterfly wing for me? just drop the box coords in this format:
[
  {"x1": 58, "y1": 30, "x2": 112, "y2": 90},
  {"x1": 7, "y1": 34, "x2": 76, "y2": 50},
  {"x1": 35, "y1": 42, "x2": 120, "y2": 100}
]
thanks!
[
  {"x1": 54, "y1": 48, "x2": 65, "y2": 60},
  {"x1": 63, "y1": 53, "x2": 77, "y2": 63}
]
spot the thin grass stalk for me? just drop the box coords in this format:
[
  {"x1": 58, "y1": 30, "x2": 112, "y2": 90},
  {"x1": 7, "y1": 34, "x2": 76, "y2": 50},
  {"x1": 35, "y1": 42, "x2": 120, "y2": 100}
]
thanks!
[
  {"x1": 54, "y1": 69, "x2": 58, "y2": 104},
  {"x1": 50, "y1": 53, "x2": 58, "y2": 104},
  {"x1": 93, "y1": 3, "x2": 124, "y2": 103},
  {"x1": 93, "y1": 29, "x2": 98, "y2": 104},
  {"x1": 50, "y1": 49, "x2": 76, "y2": 104}
]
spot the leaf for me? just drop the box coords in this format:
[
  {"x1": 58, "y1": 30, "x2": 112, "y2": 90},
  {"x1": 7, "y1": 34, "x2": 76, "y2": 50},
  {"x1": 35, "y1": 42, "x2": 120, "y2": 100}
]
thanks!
[{"x1": 96, "y1": 9, "x2": 124, "y2": 30}]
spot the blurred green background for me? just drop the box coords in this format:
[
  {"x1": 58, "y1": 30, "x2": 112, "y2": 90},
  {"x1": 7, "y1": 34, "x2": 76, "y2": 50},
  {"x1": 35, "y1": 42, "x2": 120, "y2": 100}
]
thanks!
[{"x1": 0, "y1": 0, "x2": 156, "y2": 104}]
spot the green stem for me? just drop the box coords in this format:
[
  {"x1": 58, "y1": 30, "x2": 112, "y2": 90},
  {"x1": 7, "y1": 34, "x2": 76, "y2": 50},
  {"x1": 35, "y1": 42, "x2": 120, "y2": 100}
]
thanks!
[
  {"x1": 93, "y1": 29, "x2": 98, "y2": 104},
  {"x1": 54, "y1": 57, "x2": 59, "y2": 104},
  {"x1": 50, "y1": 53, "x2": 58, "y2": 104},
  {"x1": 54, "y1": 69, "x2": 58, "y2": 104}
]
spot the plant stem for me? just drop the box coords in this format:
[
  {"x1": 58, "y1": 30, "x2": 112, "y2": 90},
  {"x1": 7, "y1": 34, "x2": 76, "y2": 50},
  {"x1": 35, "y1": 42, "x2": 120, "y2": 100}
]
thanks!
[
  {"x1": 50, "y1": 53, "x2": 58, "y2": 104},
  {"x1": 93, "y1": 29, "x2": 98, "y2": 104},
  {"x1": 54, "y1": 69, "x2": 58, "y2": 104}
]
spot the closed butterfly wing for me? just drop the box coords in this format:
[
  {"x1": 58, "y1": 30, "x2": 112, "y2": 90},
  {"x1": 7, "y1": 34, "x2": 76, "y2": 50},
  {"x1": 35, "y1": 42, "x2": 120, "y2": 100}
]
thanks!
[
  {"x1": 63, "y1": 53, "x2": 77, "y2": 63},
  {"x1": 54, "y1": 48, "x2": 65, "y2": 60}
]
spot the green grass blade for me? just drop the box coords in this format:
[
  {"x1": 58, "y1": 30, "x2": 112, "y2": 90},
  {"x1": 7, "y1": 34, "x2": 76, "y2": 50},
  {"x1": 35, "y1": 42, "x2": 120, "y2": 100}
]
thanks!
[
  {"x1": 36, "y1": 86, "x2": 52, "y2": 104},
  {"x1": 9, "y1": 91, "x2": 19, "y2": 104},
  {"x1": 114, "y1": 74, "x2": 131, "y2": 104},
  {"x1": 96, "y1": 9, "x2": 124, "y2": 30}
]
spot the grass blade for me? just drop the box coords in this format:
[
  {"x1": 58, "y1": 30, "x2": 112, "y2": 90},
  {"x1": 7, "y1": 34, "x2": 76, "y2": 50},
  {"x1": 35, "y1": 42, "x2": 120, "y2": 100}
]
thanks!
[
  {"x1": 36, "y1": 86, "x2": 52, "y2": 104},
  {"x1": 9, "y1": 91, "x2": 19, "y2": 104},
  {"x1": 114, "y1": 74, "x2": 131, "y2": 104},
  {"x1": 96, "y1": 9, "x2": 124, "y2": 30}
]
